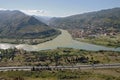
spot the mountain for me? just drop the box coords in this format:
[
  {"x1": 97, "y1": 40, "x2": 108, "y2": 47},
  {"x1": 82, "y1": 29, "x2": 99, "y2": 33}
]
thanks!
[
  {"x1": 49, "y1": 8, "x2": 120, "y2": 35},
  {"x1": 34, "y1": 16, "x2": 51, "y2": 25},
  {"x1": 0, "y1": 10, "x2": 58, "y2": 39}
]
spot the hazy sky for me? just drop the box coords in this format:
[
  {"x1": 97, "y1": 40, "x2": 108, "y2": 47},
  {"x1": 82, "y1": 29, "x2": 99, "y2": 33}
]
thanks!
[{"x1": 0, "y1": 0, "x2": 120, "y2": 17}]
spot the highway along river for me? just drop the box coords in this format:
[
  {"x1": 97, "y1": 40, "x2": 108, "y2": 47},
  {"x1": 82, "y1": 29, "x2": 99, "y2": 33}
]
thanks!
[{"x1": 0, "y1": 29, "x2": 120, "y2": 51}]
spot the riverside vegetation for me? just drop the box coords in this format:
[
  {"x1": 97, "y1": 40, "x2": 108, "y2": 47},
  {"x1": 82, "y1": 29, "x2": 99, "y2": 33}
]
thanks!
[
  {"x1": 0, "y1": 30, "x2": 61, "y2": 45},
  {"x1": 75, "y1": 34, "x2": 120, "y2": 48},
  {"x1": 0, "y1": 48, "x2": 120, "y2": 66}
]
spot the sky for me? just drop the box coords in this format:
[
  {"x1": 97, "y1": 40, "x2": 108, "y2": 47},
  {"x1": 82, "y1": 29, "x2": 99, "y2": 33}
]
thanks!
[{"x1": 0, "y1": 0, "x2": 120, "y2": 17}]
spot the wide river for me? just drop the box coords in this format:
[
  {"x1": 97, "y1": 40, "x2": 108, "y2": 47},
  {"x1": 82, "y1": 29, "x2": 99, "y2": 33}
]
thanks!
[{"x1": 0, "y1": 29, "x2": 120, "y2": 51}]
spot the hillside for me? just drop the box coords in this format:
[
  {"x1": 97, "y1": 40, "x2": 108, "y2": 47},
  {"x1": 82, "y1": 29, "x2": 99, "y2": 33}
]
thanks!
[
  {"x1": 0, "y1": 10, "x2": 59, "y2": 39},
  {"x1": 49, "y1": 8, "x2": 120, "y2": 35}
]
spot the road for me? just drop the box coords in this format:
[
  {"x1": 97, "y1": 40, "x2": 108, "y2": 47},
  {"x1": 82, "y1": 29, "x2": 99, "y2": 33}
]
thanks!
[{"x1": 0, "y1": 63, "x2": 120, "y2": 71}]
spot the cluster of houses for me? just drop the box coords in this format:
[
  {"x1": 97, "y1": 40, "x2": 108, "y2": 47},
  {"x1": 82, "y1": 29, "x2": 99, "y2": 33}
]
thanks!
[{"x1": 68, "y1": 28, "x2": 119, "y2": 38}]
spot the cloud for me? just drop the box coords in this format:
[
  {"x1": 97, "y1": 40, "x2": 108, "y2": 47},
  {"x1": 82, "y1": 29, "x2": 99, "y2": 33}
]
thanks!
[
  {"x1": 0, "y1": 8, "x2": 7, "y2": 10},
  {"x1": 20, "y1": 9, "x2": 48, "y2": 16},
  {"x1": 0, "y1": 8, "x2": 49, "y2": 16}
]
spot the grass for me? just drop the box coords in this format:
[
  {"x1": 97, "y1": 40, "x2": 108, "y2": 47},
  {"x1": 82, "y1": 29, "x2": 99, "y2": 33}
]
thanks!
[{"x1": 0, "y1": 68, "x2": 119, "y2": 80}]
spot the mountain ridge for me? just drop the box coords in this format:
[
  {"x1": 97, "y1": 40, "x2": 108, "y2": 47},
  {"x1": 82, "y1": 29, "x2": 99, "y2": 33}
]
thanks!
[
  {"x1": 48, "y1": 7, "x2": 120, "y2": 40},
  {"x1": 49, "y1": 7, "x2": 120, "y2": 30},
  {"x1": 0, "y1": 10, "x2": 58, "y2": 39}
]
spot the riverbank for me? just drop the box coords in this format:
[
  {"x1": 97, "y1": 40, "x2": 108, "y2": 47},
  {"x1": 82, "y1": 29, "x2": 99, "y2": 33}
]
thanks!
[
  {"x1": 0, "y1": 29, "x2": 61, "y2": 45},
  {"x1": 75, "y1": 34, "x2": 120, "y2": 48}
]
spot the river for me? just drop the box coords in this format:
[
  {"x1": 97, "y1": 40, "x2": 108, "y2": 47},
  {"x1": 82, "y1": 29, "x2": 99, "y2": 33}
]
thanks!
[{"x1": 0, "y1": 29, "x2": 120, "y2": 51}]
